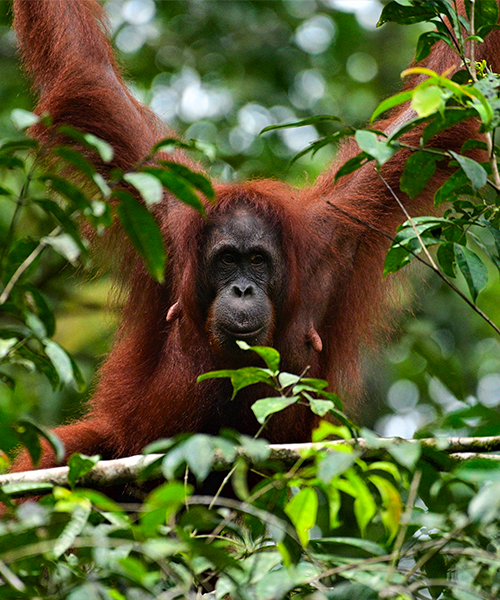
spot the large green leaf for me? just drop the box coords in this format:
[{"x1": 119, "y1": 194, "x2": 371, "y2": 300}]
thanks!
[
  {"x1": 455, "y1": 244, "x2": 488, "y2": 301},
  {"x1": 115, "y1": 189, "x2": 166, "y2": 283},
  {"x1": 400, "y1": 151, "x2": 437, "y2": 199}
]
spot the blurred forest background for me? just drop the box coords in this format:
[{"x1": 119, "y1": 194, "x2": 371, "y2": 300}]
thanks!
[{"x1": 0, "y1": 0, "x2": 499, "y2": 441}]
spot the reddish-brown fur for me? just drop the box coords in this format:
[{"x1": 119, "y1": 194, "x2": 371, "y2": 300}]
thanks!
[{"x1": 10, "y1": 0, "x2": 500, "y2": 471}]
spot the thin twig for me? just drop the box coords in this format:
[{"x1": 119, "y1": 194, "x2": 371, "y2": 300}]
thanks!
[{"x1": 0, "y1": 226, "x2": 62, "y2": 305}]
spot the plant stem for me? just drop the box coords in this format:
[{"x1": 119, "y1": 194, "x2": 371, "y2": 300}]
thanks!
[{"x1": 0, "y1": 226, "x2": 61, "y2": 305}]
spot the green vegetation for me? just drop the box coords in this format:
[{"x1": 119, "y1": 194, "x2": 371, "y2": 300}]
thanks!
[{"x1": 1, "y1": 0, "x2": 500, "y2": 598}]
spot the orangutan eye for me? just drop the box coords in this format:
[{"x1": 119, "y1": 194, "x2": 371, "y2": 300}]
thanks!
[
  {"x1": 221, "y1": 253, "x2": 236, "y2": 266},
  {"x1": 250, "y1": 254, "x2": 265, "y2": 267}
]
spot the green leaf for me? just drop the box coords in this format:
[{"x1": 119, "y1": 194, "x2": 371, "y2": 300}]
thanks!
[
  {"x1": 383, "y1": 243, "x2": 414, "y2": 276},
  {"x1": 236, "y1": 341, "x2": 281, "y2": 373},
  {"x1": 469, "y1": 481, "x2": 500, "y2": 524},
  {"x1": 237, "y1": 435, "x2": 271, "y2": 462},
  {"x1": 416, "y1": 30, "x2": 452, "y2": 62},
  {"x1": 124, "y1": 172, "x2": 164, "y2": 205},
  {"x1": 337, "y1": 471, "x2": 377, "y2": 536},
  {"x1": 0, "y1": 139, "x2": 38, "y2": 153},
  {"x1": 434, "y1": 169, "x2": 470, "y2": 205},
  {"x1": 474, "y1": 0, "x2": 499, "y2": 38},
  {"x1": 284, "y1": 488, "x2": 318, "y2": 547},
  {"x1": 115, "y1": 189, "x2": 166, "y2": 283},
  {"x1": 143, "y1": 167, "x2": 206, "y2": 215},
  {"x1": 67, "y1": 453, "x2": 100, "y2": 488},
  {"x1": 19, "y1": 419, "x2": 66, "y2": 464},
  {"x1": 378, "y1": 2, "x2": 437, "y2": 26},
  {"x1": 11, "y1": 109, "x2": 40, "y2": 130},
  {"x1": 455, "y1": 244, "x2": 488, "y2": 301},
  {"x1": 198, "y1": 366, "x2": 273, "y2": 399},
  {"x1": 334, "y1": 152, "x2": 371, "y2": 181},
  {"x1": 42, "y1": 175, "x2": 91, "y2": 212},
  {"x1": 182, "y1": 435, "x2": 214, "y2": 482},
  {"x1": 251, "y1": 396, "x2": 299, "y2": 425},
  {"x1": 367, "y1": 474, "x2": 402, "y2": 542},
  {"x1": 437, "y1": 242, "x2": 456, "y2": 278},
  {"x1": 278, "y1": 372, "x2": 300, "y2": 389},
  {"x1": 387, "y1": 442, "x2": 422, "y2": 470},
  {"x1": 318, "y1": 450, "x2": 356, "y2": 484},
  {"x1": 35, "y1": 199, "x2": 88, "y2": 257},
  {"x1": 449, "y1": 151, "x2": 488, "y2": 190},
  {"x1": 0, "y1": 156, "x2": 25, "y2": 170},
  {"x1": 44, "y1": 340, "x2": 76, "y2": 386},
  {"x1": 141, "y1": 481, "x2": 191, "y2": 537},
  {"x1": 411, "y1": 85, "x2": 445, "y2": 118},
  {"x1": 309, "y1": 399, "x2": 335, "y2": 417},
  {"x1": 400, "y1": 151, "x2": 437, "y2": 199},
  {"x1": 160, "y1": 161, "x2": 215, "y2": 201},
  {"x1": 355, "y1": 130, "x2": 397, "y2": 166},
  {"x1": 261, "y1": 115, "x2": 343, "y2": 134},
  {"x1": 58, "y1": 126, "x2": 114, "y2": 163},
  {"x1": 84, "y1": 133, "x2": 114, "y2": 163},
  {"x1": 53, "y1": 501, "x2": 92, "y2": 558},
  {"x1": 0, "y1": 338, "x2": 18, "y2": 361},
  {"x1": 54, "y1": 147, "x2": 96, "y2": 179},
  {"x1": 13, "y1": 421, "x2": 42, "y2": 466},
  {"x1": 370, "y1": 90, "x2": 413, "y2": 122},
  {"x1": 43, "y1": 233, "x2": 82, "y2": 265}
]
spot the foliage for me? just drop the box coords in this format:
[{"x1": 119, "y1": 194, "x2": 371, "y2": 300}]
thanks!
[
  {"x1": 0, "y1": 0, "x2": 500, "y2": 599},
  {"x1": 0, "y1": 110, "x2": 212, "y2": 462}
]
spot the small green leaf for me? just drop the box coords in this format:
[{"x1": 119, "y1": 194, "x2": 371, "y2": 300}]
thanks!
[
  {"x1": 455, "y1": 244, "x2": 488, "y2": 301},
  {"x1": 84, "y1": 133, "x2": 114, "y2": 163},
  {"x1": 278, "y1": 372, "x2": 300, "y2": 389},
  {"x1": 387, "y1": 442, "x2": 422, "y2": 470},
  {"x1": 44, "y1": 340, "x2": 75, "y2": 386},
  {"x1": 378, "y1": 2, "x2": 437, "y2": 26},
  {"x1": 355, "y1": 130, "x2": 397, "y2": 166},
  {"x1": 474, "y1": 0, "x2": 499, "y2": 38},
  {"x1": 318, "y1": 451, "x2": 356, "y2": 484},
  {"x1": 161, "y1": 161, "x2": 215, "y2": 201},
  {"x1": 182, "y1": 435, "x2": 214, "y2": 482},
  {"x1": 261, "y1": 115, "x2": 343, "y2": 134},
  {"x1": 198, "y1": 366, "x2": 273, "y2": 399},
  {"x1": 284, "y1": 488, "x2": 318, "y2": 547},
  {"x1": 334, "y1": 152, "x2": 371, "y2": 181},
  {"x1": 67, "y1": 453, "x2": 100, "y2": 488},
  {"x1": 251, "y1": 396, "x2": 299, "y2": 425},
  {"x1": 115, "y1": 189, "x2": 166, "y2": 283},
  {"x1": 0, "y1": 338, "x2": 18, "y2": 361},
  {"x1": 53, "y1": 501, "x2": 92, "y2": 558},
  {"x1": 437, "y1": 242, "x2": 456, "y2": 278},
  {"x1": 124, "y1": 172, "x2": 164, "y2": 205},
  {"x1": 400, "y1": 151, "x2": 437, "y2": 199},
  {"x1": 144, "y1": 167, "x2": 206, "y2": 215},
  {"x1": 449, "y1": 151, "x2": 487, "y2": 190},
  {"x1": 469, "y1": 481, "x2": 500, "y2": 524},
  {"x1": 236, "y1": 341, "x2": 281, "y2": 373},
  {"x1": 309, "y1": 399, "x2": 335, "y2": 417},
  {"x1": 11, "y1": 109, "x2": 40, "y2": 130},
  {"x1": 415, "y1": 31, "x2": 451, "y2": 62},
  {"x1": 367, "y1": 474, "x2": 402, "y2": 542},
  {"x1": 43, "y1": 233, "x2": 81, "y2": 265},
  {"x1": 141, "y1": 481, "x2": 191, "y2": 537},
  {"x1": 371, "y1": 90, "x2": 413, "y2": 122},
  {"x1": 35, "y1": 199, "x2": 88, "y2": 257},
  {"x1": 43, "y1": 175, "x2": 92, "y2": 211},
  {"x1": 411, "y1": 85, "x2": 445, "y2": 118},
  {"x1": 54, "y1": 147, "x2": 96, "y2": 179}
]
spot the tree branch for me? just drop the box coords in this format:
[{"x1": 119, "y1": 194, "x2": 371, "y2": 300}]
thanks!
[{"x1": 2, "y1": 436, "x2": 500, "y2": 499}]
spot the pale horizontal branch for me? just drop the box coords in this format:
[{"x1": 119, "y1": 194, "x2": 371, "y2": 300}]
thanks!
[{"x1": 1, "y1": 436, "x2": 500, "y2": 499}]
